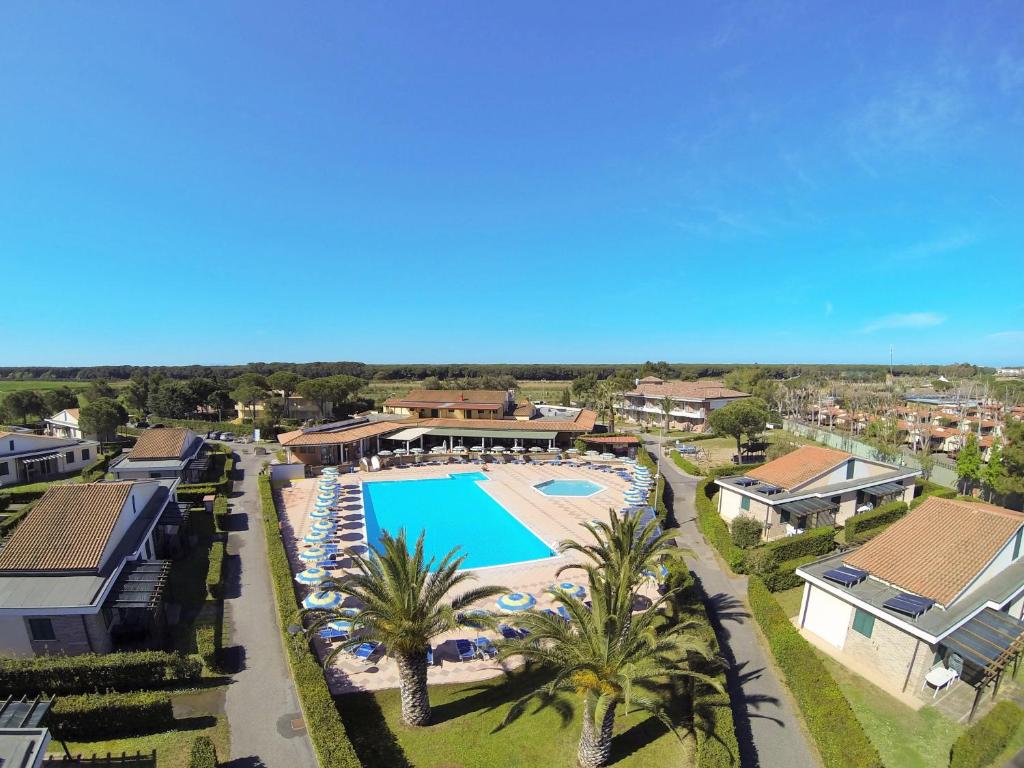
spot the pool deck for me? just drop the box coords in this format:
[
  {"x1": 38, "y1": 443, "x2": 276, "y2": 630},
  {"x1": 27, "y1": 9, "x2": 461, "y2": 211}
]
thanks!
[{"x1": 276, "y1": 460, "x2": 654, "y2": 694}]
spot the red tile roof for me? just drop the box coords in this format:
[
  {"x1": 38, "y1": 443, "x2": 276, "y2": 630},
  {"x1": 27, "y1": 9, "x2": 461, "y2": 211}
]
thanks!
[
  {"x1": 746, "y1": 445, "x2": 852, "y2": 490},
  {"x1": 278, "y1": 420, "x2": 402, "y2": 447},
  {"x1": 129, "y1": 428, "x2": 194, "y2": 460},
  {"x1": 627, "y1": 380, "x2": 748, "y2": 400}
]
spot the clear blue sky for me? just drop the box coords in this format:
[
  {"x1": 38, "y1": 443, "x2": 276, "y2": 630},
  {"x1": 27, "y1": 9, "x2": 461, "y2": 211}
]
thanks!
[{"x1": 2, "y1": 3, "x2": 1022, "y2": 367}]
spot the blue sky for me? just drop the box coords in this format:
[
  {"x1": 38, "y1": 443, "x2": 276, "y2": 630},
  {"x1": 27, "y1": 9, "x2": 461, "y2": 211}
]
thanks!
[{"x1": 2, "y1": 2, "x2": 1022, "y2": 367}]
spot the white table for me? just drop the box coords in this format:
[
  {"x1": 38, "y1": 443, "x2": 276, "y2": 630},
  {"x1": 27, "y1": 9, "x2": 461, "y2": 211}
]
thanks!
[{"x1": 923, "y1": 666, "x2": 958, "y2": 697}]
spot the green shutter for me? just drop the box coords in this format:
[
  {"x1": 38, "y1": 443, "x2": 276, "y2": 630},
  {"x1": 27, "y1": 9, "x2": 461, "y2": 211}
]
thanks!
[
  {"x1": 852, "y1": 608, "x2": 875, "y2": 638},
  {"x1": 1014, "y1": 530, "x2": 1022, "y2": 561},
  {"x1": 741, "y1": 496, "x2": 750, "y2": 511}
]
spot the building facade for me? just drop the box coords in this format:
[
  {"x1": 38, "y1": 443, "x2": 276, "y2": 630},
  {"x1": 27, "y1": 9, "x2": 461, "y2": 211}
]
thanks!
[
  {"x1": 616, "y1": 377, "x2": 749, "y2": 431},
  {"x1": 0, "y1": 431, "x2": 100, "y2": 488}
]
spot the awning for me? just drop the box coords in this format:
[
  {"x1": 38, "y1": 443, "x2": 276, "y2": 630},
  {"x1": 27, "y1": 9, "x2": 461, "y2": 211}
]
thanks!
[
  {"x1": 385, "y1": 427, "x2": 434, "y2": 442},
  {"x1": 943, "y1": 607, "x2": 1024, "y2": 684},
  {"x1": 0, "y1": 695, "x2": 52, "y2": 728},
  {"x1": 108, "y1": 560, "x2": 171, "y2": 609},
  {"x1": 426, "y1": 427, "x2": 558, "y2": 440},
  {"x1": 19, "y1": 452, "x2": 60, "y2": 465},
  {"x1": 779, "y1": 497, "x2": 837, "y2": 517},
  {"x1": 863, "y1": 482, "x2": 906, "y2": 498}
]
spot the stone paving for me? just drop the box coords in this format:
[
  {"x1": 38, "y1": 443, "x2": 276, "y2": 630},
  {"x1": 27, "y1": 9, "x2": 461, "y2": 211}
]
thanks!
[{"x1": 276, "y1": 459, "x2": 658, "y2": 693}]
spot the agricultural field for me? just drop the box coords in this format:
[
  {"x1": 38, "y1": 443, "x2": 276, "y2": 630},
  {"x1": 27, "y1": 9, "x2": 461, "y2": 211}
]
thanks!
[{"x1": 0, "y1": 378, "x2": 127, "y2": 403}]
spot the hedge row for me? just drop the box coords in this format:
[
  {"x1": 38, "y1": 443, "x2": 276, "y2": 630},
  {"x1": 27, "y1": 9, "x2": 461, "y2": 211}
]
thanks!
[
  {"x1": 207, "y1": 539, "x2": 226, "y2": 599},
  {"x1": 761, "y1": 554, "x2": 818, "y2": 592},
  {"x1": 911, "y1": 479, "x2": 957, "y2": 509},
  {"x1": 695, "y1": 478, "x2": 746, "y2": 571},
  {"x1": 259, "y1": 474, "x2": 362, "y2": 767},
  {"x1": 761, "y1": 525, "x2": 836, "y2": 563},
  {"x1": 0, "y1": 651, "x2": 201, "y2": 696},
  {"x1": 190, "y1": 735, "x2": 219, "y2": 768},
  {"x1": 50, "y1": 690, "x2": 174, "y2": 740},
  {"x1": 844, "y1": 501, "x2": 908, "y2": 545},
  {"x1": 180, "y1": 446, "x2": 235, "y2": 499},
  {"x1": 748, "y1": 577, "x2": 883, "y2": 768},
  {"x1": 80, "y1": 449, "x2": 118, "y2": 482},
  {"x1": 214, "y1": 494, "x2": 230, "y2": 532},
  {"x1": 670, "y1": 450, "x2": 703, "y2": 477},
  {"x1": 949, "y1": 700, "x2": 1024, "y2": 768}
]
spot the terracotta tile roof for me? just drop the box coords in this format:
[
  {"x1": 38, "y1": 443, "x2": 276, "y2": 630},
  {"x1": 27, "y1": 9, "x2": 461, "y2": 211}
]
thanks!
[
  {"x1": 746, "y1": 445, "x2": 851, "y2": 490},
  {"x1": 129, "y1": 428, "x2": 193, "y2": 460},
  {"x1": 383, "y1": 389, "x2": 508, "y2": 408},
  {"x1": 513, "y1": 401, "x2": 535, "y2": 417},
  {"x1": 415, "y1": 410, "x2": 596, "y2": 432},
  {"x1": 0, "y1": 482, "x2": 132, "y2": 571},
  {"x1": 627, "y1": 380, "x2": 749, "y2": 400},
  {"x1": 278, "y1": 420, "x2": 403, "y2": 447},
  {"x1": 582, "y1": 435, "x2": 641, "y2": 445},
  {"x1": 844, "y1": 497, "x2": 1024, "y2": 605}
]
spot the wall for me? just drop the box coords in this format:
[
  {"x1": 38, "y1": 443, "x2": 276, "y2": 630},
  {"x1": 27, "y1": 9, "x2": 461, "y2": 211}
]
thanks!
[
  {"x1": 270, "y1": 463, "x2": 305, "y2": 483},
  {"x1": 842, "y1": 611, "x2": 924, "y2": 693},
  {"x1": 718, "y1": 486, "x2": 770, "y2": 527},
  {"x1": 25, "y1": 613, "x2": 112, "y2": 657},
  {"x1": 96, "y1": 482, "x2": 160, "y2": 570},
  {"x1": 801, "y1": 584, "x2": 853, "y2": 648},
  {"x1": 0, "y1": 616, "x2": 33, "y2": 657}
]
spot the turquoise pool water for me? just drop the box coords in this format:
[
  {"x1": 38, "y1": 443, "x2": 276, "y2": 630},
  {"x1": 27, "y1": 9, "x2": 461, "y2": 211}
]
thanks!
[
  {"x1": 362, "y1": 475, "x2": 554, "y2": 569},
  {"x1": 534, "y1": 479, "x2": 604, "y2": 497}
]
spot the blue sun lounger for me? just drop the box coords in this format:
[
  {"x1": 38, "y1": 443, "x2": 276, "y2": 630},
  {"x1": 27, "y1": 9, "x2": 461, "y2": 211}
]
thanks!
[
  {"x1": 318, "y1": 627, "x2": 348, "y2": 642},
  {"x1": 455, "y1": 638, "x2": 476, "y2": 661},
  {"x1": 498, "y1": 623, "x2": 529, "y2": 640},
  {"x1": 426, "y1": 645, "x2": 434, "y2": 666},
  {"x1": 475, "y1": 637, "x2": 497, "y2": 659},
  {"x1": 557, "y1": 606, "x2": 572, "y2": 622},
  {"x1": 351, "y1": 641, "x2": 379, "y2": 661}
]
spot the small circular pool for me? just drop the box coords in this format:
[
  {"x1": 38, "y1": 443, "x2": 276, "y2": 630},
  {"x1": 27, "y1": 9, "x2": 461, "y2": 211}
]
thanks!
[{"x1": 534, "y1": 479, "x2": 604, "y2": 497}]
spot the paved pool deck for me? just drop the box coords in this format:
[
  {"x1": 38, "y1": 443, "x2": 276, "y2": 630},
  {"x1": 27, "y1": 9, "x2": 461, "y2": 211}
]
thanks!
[{"x1": 276, "y1": 460, "x2": 652, "y2": 694}]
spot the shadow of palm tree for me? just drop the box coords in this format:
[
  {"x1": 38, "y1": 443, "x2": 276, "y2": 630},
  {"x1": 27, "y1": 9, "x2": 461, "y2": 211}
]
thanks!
[{"x1": 334, "y1": 692, "x2": 412, "y2": 768}]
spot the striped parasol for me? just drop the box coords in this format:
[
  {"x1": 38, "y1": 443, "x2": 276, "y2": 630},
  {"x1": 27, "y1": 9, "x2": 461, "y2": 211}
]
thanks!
[
  {"x1": 297, "y1": 545, "x2": 328, "y2": 562},
  {"x1": 551, "y1": 581, "x2": 586, "y2": 598},
  {"x1": 496, "y1": 592, "x2": 537, "y2": 612},
  {"x1": 302, "y1": 590, "x2": 343, "y2": 610},
  {"x1": 310, "y1": 507, "x2": 334, "y2": 519},
  {"x1": 304, "y1": 530, "x2": 329, "y2": 544},
  {"x1": 311, "y1": 519, "x2": 337, "y2": 533},
  {"x1": 294, "y1": 567, "x2": 331, "y2": 585}
]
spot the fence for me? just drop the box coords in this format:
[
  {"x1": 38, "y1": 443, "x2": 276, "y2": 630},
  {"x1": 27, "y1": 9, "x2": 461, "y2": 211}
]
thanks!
[
  {"x1": 44, "y1": 751, "x2": 156, "y2": 767},
  {"x1": 782, "y1": 420, "x2": 958, "y2": 489}
]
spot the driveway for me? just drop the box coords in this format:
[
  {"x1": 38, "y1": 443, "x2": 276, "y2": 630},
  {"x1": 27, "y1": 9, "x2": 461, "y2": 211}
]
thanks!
[
  {"x1": 221, "y1": 447, "x2": 317, "y2": 768},
  {"x1": 646, "y1": 437, "x2": 820, "y2": 768}
]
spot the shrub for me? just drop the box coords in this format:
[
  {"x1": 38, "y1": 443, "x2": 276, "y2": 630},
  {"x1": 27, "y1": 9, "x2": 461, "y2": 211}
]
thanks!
[
  {"x1": 0, "y1": 651, "x2": 201, "y2": 696},
  {"x1": 258, "y1": 475, "x2": 362, "y2": 767},
  {"x1": 748, "y1": 577, "x2": 882, "y2": 768},
  {"x1": 910, "y1": 481, "x2": 957, "y2": 508},
  {"x1": 695, "y1": 479, "x2": 742, "y2": 567},
  {"x1": 949, "y1": 700, "x2": 1024, "y2": 768},
  {"x1": 213, "y1": 494, "x2": 230, "y2": 532},
  {"x1": 844, "y1": 501, "x2": 908, "y2": 544},
  {"x1": 50, "y1": 691, "x2": 175, "y2": 740},
  {"x1": 207, "y1": 539, "x2": 226, "y2": 599},
  {"x1": 730, "y1": 516, "x2": 763, "y2": 549},
  {"x1": 670, "y1": 450, "x2": 703, "y2": 476},
  {"x1": 762, "y1": 525, "x2": 836, "y2": 563},
  {"x1": 196, "y1": 619, "x2": 223, "y2": 674},
  {"x1": 189, "y1": 735, "x2": 219, "y2": 768},
  {"x1": 762, "y1": 554, "x2": 817, "y2": 592}
]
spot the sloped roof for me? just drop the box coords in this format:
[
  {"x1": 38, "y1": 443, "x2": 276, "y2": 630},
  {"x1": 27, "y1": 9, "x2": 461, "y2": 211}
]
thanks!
[
  {"x1": 746, "y1": 445, "x2": 851, "y2": 490},
  {"x1": 844, "y1": 497, "x2": 1024, "y2": 605},
  {"x1": 129, "y1": 428, "x2": 192, "y2": 460},
  {"x1": 383, "y1": 389, "x2": 508, "y2": 408},
  {"x1": 627, "y1": 380, "x2": 748, "y2": 400},
  {"x1": 278, "y1": 420, "x2": 403, "y2": 447},
  {"x1": 0, "y1": 483, "x2": 132, "y2": 571}
]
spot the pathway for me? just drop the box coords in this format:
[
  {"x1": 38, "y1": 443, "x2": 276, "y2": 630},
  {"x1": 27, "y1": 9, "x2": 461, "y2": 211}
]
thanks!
[
  {"x1": 221, "y1": 448, "x2": 317, "y2": 768},
  {"x1": 647, "y1": 437, "x2": 820, "y2": 768}
]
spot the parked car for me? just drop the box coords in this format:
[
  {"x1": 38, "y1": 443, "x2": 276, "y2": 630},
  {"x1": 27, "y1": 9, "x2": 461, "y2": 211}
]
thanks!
[{"x1": 221, "y1": 432, "x2": 235, "y2": 441}]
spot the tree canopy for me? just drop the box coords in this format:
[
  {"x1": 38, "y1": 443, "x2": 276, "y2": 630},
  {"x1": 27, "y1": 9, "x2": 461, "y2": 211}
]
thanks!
[
  {"x1": 707, "y1": 397, "x2": 769, "y2": 458},
  {"x1": 79, "y1": 397, "x2": 128, "y2": 441}
]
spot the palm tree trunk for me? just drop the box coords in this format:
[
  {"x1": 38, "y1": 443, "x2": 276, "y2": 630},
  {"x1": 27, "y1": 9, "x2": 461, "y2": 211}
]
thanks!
[
  {"x1": 577, "y1": 698, "x2": 616, "y2": 768},
  {"x1": 396, "y1": 652, "x2": 431, "y2": 726}
]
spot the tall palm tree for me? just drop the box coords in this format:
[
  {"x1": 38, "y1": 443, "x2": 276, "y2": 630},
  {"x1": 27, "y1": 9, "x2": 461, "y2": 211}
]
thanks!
[
  {"x1": 496, "y1": 576, "x2": 721, "y2": 768},
  {"x1": 660, "y1": 396, "x2": 675, "y2": 437},
  {"x1": 301, "y1": 530, "x2": 504, "y2": 726}
]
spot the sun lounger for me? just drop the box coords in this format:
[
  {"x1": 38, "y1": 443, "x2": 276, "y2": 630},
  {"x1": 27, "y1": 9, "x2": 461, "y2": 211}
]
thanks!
[
  {"x1": 557, "y1": 606, "x2": 572, "y2": 622},
  {"x1": 498, "y1": 624, "x2": 521, "y2": 640},
  {"x1": 475, "y1": 637, "x2": 497, "y2": 659},
  {"x1": 455, "y1": 639, "x2": 476, "y2": 661},
  {"x1": 318, "y1": 627, "x2": 348, "y2": 642},
  {"x1": 351, "y1": 641, "x2": 379, "y2": 661},
  {"x1": 426, "y1": 645, "x2": 434, "y2": 666}
]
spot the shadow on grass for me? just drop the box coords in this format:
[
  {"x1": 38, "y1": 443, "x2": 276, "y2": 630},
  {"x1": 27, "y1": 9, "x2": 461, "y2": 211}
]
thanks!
[
  {"x1": 335, "y1": 692, "x2": 413, "y2": 768},
  {"x1": 430, "y1": 664, "x2": 560, "y2": 726}
]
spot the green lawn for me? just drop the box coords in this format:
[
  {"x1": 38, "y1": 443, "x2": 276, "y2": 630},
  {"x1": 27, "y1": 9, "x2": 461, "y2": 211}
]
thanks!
[
  {"x1": 773, "y1": 586, "x2": 804, "y2": 619},
  {"x1": 336, "y1": 667, "x2": 694, "y2": 768},
  {"x1": 0, "y1": 378, "x2": 127, "y2": 402},
  {"x1": 816, "y1": 652, "x2": 963, "y2": 768}
]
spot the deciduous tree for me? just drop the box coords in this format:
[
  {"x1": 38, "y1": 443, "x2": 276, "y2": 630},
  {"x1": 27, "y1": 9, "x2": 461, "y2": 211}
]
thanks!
[
  {"x1": 79, "y1": 397, "x2": 128, "y2": 442},
  {"x1": 707, "y1": 397, "x2": 769, "y2": 461},
  {"x1": 956, "y1": 433, "x2": 983, "y2": 495}
]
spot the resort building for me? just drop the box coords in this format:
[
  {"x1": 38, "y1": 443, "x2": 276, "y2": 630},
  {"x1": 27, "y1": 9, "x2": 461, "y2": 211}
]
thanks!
[
  {"x1": 0, "y1": 480, "x2": 185, "y2": 657},
  {"x1": 0, "y1": 696, "x2": 51, "y2": 768},
  {"x1": 382, "y1": 389, "x2": 515, "y2": 419},
  {"x1": 796, "y1": 497, "x2": 1024, "y2": 717},
  {"x1": 0, "y1": 431, "x2": 100, "y2": 488},
  {"x1": 234, "y1": 390, "x2": 331, "y2": 421},
  {"x1": 715, "y1": 445, "x2": 918, "y2": 540},
  {"x1": 110, "y1": 428, "x2": 206, "y2": 482},
  {"x1": 43, "y1": 407, "x2": 92, "y2": 441},
  {"x1": 615, "y1": 377, "x2": 748, "y2": 432}
]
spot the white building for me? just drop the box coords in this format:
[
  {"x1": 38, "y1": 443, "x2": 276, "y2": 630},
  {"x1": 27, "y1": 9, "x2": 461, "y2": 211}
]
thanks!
[
  {"x1": 43, "y1": 407, "x2": 93, "y2": 441},
  {"x1": 0, "y1": 431, "x2": 100, "y2": 488},
  {"x1": 110, "y1": 428, "x2": 205, "y2": 482},
  {"x1": 615, "y1": 377, "x2": 749, "y2": 431}
]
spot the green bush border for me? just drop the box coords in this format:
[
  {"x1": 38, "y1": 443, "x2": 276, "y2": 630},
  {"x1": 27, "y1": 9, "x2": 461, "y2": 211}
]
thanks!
[
  {"x1": 670, "y1": 450, "x2": 704, "y2": 477},
  {"x1": 844, "y1": 501, "x2": 908, "y2": 545},
  {"x1": 258, "y1": 474, "x2": 362, "y2": 767},
  {"x1": 0, "y1": 651, "x2": 201, "y2": 696},
  {"x1": 189, "y1": 734, "x2": 219, "y2": 768},
  {"x1": 50, "y1": 690, "x2": 175, "y2": 740},
  {"x1": 949, "y1": 699, "x2": 1024, "y2": 768}
]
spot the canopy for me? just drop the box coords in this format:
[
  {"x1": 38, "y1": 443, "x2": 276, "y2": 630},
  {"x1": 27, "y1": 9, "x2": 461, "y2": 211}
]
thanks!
[
  {"x1": 863, "y1": 482, "x2": 907, "y2": 498},
  {"x1": 20, "y1": 452, "x2": 60, "y2": 465},
  {"x1": 944, "y1": 608, "x2": 1024, "y2": 683},
  {"x1": 108, "y1": 560, "x2": 170, "y2": 609},
  {"x1": 386, "y1": 427, "x2": 433, "y2": 442},
  {"x1": 778, "y1": 497, "x2": 837, "y2": 517},
  {"x1": 427, "y1": 427, "x2": 558, "y2": 440}
]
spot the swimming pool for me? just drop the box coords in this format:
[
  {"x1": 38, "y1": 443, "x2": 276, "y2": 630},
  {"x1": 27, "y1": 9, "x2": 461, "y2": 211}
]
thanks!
[
  {"x1": 533, "y1": 479, "x2": 605, "y2": 497},
  {"x1": 362, "y1": 474, "x2": 554, "y2": 569}
]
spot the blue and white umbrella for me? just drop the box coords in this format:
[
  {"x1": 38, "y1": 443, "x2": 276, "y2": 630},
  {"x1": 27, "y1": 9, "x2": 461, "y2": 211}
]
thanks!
[
  {"x1": 497, "y1": 592, "x2": 537, "y2": 612},
  {"x1": 298, "y1": 545, "x2": 328, "y2": 562},
  {"x1": 310, "y1": 507, "x2": 334, "y2": 519},
  {"x1": 551, "y1": 581, "x2": 586, "y2": 598},
  {"x1": 312, "y1": 519, "x2": 337, "y2": 533},
  {"x1": 327, "y1": 618, "x2": 354, "y2": 634},
  {"x1": 294, "y1": 567, "x2": 331, "y2": 585},
  {"x1": 302, "y1": 590, "x2": 343, "y2": 610},
  {"x1": 304, "y1": 530, "x2": 329, "y2": 544},
  {"x1": 643, "y1": 564, "x2": 671, "y2": 582},
  {"x1": 624, "y1": 493, "x2": 647, "y2": 504}
]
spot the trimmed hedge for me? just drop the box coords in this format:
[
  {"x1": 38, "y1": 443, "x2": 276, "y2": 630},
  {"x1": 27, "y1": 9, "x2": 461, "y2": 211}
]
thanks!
[
  {"x1": 696, "y1": 478, "x2": 745, "y2": 571},
  {"x1": 189, "y1": 735, "x2": 219, "y2": 768},
  {"x1": 259, "y1": 474, "x2": 362, "y2": 767},
  {"x1": 180, "y1": 445, "x2": 235, "y2": 499},
  {"x1": 0, "y1": 651, "x2": 201, "y2": 696},
  {"x1": 844, "y1": 501, "x2": 908, "y2": 545},
  {"x1": 207, "y1": 539, "x2": 226, "y2": 599},
  {"x1": 50, "y1": 690, "x2": 175, "y2": 740},
  {"x1": 911, "y1": 479, "x2": 957, "y2": 509},
  {"x1": 748, "y1": 577, "x2": 882, "y2": 768},
  {"x1": 949, "y1": 700, "x2": 1024, "y2": 768},
  {"x1": 213, "y1": 494, "x2": 230, "y2": 532},
  {"x1": 762, "y1": 525, "x2": 836, "y2": 563},
  {"x1": 670, "y1": 450, "x2": 703, "y2": 477},
  {"x1": 762, "y1": 554, "x2": 818, "y2": 592}
]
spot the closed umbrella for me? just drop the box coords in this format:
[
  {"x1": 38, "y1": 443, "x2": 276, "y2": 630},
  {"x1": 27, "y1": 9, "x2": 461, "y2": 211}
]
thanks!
[
  {"x1": 302, "y1": 590, "x2": 343, "y2": 610},
  {"x1": 496, "y1": 592, "x2": 537, "y2": 612},
  {"x1": 312, "y1": 519, "x2": 336, "y2": 533},
  {"x1": 551, "y1": 582, "x2": 586, "y2": 599},
  {"x1": 298, "y1": 545, "x2": 328, "y2": 562},
  {"x1": 304, "y1": 530, "x2": 329, "y2": 544},
  {"x1": 377, "y1": 450, "x2": 394, "y2": 457},
  {"x1": 294, "y1": 567, "x2": 331, "y2": 586}
]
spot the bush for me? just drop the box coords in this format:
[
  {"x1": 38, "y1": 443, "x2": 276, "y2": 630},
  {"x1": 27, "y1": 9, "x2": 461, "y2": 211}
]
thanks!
[
  {"x1": 910, "y1": 480, "x2": 957, "y2": 509},
  {"x1": 207, "y1": 539, "x2": 226, "y2": 599},
  {"x1": 50, "y1": 691, "x2": 175, "y2": 740},
  {"x1": 196, "y1": 620, "x2": 223, "y2": 674},
  {"x1": 748, "y1": 577, "x2": 882, "y2": 768},
  {"x1": 670, "y1": 450, "x2": 703, "y2": 476},
  {"x1": 213, "y1": 494, "x2": 230, "y2": 532},
  {"x1": 259, "y1": 475, "x2": 362, "y2": 767},
  {"x1": 695, "y1": 479, "x2": 742, "y2": 567},
  {"x1": 844, "y1": 501, "x2": 908, "y2": 544},
  {"x1": 189, "y1": 735, "x2": 219, "y2": 768},
  {"x1": 762, "y1": 554, "x2": 817, "y2": 592},
  {"x1": 730, "y1": 516, "x2": 763, "y2": 549},
  {"x1": 949, "y1": 700, "x2": 1024, "y2": 768},
  {"x1": 0, "y1": 651, "x2": 201, "y2": 696},
  {"x1": 762, "y1": 525, "x2": 836, "y2": 563}
]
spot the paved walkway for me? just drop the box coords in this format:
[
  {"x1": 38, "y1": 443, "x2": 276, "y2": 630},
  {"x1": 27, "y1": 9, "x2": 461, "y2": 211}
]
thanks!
[
  {"x1": 647, "y1": 438, "x2": 820, "y2": 768},
  {"x1": 221, "y1": 449, "x2": 317, "y2": 768}
]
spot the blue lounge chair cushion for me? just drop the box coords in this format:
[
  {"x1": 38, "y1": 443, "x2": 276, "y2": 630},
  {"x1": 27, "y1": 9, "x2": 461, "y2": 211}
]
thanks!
[
  {"x1": 475, "y1": 637, "x2": 497, "y2": 658},
  {"x1": 353, "y1": 641, "x2": 378, "y2": 659},
  {"x1": 455, "y1": 639, "x2": 476, "y2": 660},
  {"x1": 426, "y1": 646, "x2": 434, "y2": 666},
  {"x1": 557, "y1": 606, "x2": 572, "y2": 621}
]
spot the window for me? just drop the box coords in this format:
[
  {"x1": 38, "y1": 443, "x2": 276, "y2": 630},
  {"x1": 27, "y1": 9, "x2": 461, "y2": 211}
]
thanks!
[
  {"x1": 852, "y1": 608, "x2": 875, "y2": 638},
  {"x1": 1014, "y1": 530, "x2": 1022, "y2": 561},
  {"x1": 740, "y1": 496, "x2": 750, "y2": 511},
  {"x1": 65, "y1": 451, "x2": 74, "y2": 463},
  {"x1": 0, "y1": 462, "x2": 8, "y2": 476},
  {"x1": 82, "y1": 448, "x2": 90, "y2": 461},
  {"x1": 846, "y1": 461, "x2": 855, "y2": 480},
  {"x1": 27, "y1": 618, "x2": 56, "y2": 642}
]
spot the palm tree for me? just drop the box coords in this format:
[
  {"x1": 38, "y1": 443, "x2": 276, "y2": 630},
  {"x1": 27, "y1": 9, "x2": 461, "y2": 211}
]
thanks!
[
  {"x1": 301, "y1": 530, "x2": 504, "y2": 726},
  {"x1": 660, "y1": 396, "x2": 674, "y2": 436},
  {"x1": 496, "y1": 576, "x2": 721, "y2": 768}
]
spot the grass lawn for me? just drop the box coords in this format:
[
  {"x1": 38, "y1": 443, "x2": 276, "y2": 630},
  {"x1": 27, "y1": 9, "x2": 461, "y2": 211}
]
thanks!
[
  {"x1": 773, "y1": 586, "x2": 804, "y2": 619},
  {"x1": 337, "y1": 667, "x2": 695, "y2": 768},
  {"x1": 816, "y1": 652, "x2": 963, "y2": 768},
  {"x1": 0, "y1": 378, "x2": 127, "y2": 403}
]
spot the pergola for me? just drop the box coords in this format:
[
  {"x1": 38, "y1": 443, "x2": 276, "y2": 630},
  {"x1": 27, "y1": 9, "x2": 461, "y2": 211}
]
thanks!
[
  {"x1": 777, "y1": 497, "x2": 838, "y2": 530},
  {"x1": 941, "y1": 607, "x2": 1024, "y2": 721}
]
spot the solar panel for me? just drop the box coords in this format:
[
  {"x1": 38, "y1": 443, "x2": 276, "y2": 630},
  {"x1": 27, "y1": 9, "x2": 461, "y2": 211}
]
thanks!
[
  {"x1": 734, "y1": 477, "x2": 759, "y2": 487},
  {"x1": 756, "y1": 484, "x2": 784, "y2": 495},
  {"x1": 882, "y1": 593, "x2": 934, "y2": 617},
  {"x1": 822, "y1": 565, "x2": 868, "y2": 587}
]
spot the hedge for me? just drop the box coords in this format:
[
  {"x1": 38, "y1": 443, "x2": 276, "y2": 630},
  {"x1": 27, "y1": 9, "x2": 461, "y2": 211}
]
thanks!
[
  {"x1": 762, "y1": 525, "x2": 836, "y2": 564},
  {"x1": 179, "y1": 446, "x2": 235, "y2": 499},
  {"x1": 259, "y1": 474, "x2": 362, "y2": 767},
  {"x1": 696, "y1": 478, "x2": 745, "y2": 571},
  {"x1": 844, "y1": 501, "x2": 908, "y2": 544},
  {"x1": 189, "y1": 735, "x2": 219, "y2": 768},
  {"x1": 911, "y1": 479, "x2": 957, "y2": 509},
  {"x1": 51, "y1": 690, "x2": 174, "y2": 740},
  {"x1": 213, "y1": 494, "x2": 230, "y2": 532},
  {"x1": 207, "y1": 539, "x2": 226, "y2": 599},
  {"x1": 949, "y1": 700, "x2": 1024, "y2": 768},
  {"x1": 748, "y1": 577, "x2": 882, "y2": 768},
  {"x1": 762, "y1": 554, "x2": 818, "y2": 592},
  {"x1": 0, "y1": 651, "x2": 201, "y2": 696},
  {"x1": 670, "y1": 450, "x2": 703, "y2": 477}
]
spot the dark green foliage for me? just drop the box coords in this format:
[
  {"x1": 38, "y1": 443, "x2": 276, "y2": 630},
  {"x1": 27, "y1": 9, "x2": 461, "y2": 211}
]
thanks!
[
  {"x1": 213, "y1": 494, "x2": 230, "y2": 532},
  {"x1": 206, "y1": 539, "x2": 225, "y2": 599},
  {"x1": 948, "y1": 700, "x2": 1024, "y2": 768},
  {"x1": 695, "y1": 478, "x2": 742, "y2": 567},
  {"x1": 670, "y1": 450, "x2": 703, "y2": 476},
  {"x1": 762, "y1": 525, "x2": 836, "y2": 563},
  {"x1": 50, "y1": 691, "x2": 174, "y2": 740},
  {"x1": 844, "y1": 501, "x2": 908, "y2": 544},
  {"x1": 911, "y1": 479, "x2": 957, "y2": 508},
  {"x1": 762, "y1": 555, "x2": 817, "y2": 592},
  {"x1": 748, "y1": 577, "x2": 883, "y2": 768},
  {"x1": 730, "y1": 516, "x2": 763, "y2": 549},
  {"x1": 189, "y1": 735, "x2": 219, "y2": 768},
  {"x1": 0, "y1": 651, "x2": 201, "y2": 696}
]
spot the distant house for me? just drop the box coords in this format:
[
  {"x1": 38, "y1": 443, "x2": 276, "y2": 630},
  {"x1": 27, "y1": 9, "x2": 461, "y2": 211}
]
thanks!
[
  {"x1": 616, "y1": 379, "x2": 749, "y2": 432},
  {"x1": 43, "y1": 407, "x2": 93, "y2": 441},
  {"x1": 0, "y1": 480, "x2": 185, "y2": 657},
  {"x1": 382, "y1": 389, "x2": 516, "y2": 419},
  {"x1": 234, "y1": 390, "x2": 331, "y2": 421},
  {"x1": 0, "y1": 431, "x2": 100, "y2": 488},
  {"x1": 110, "y1": 428, "x2": 205, "y2": 482},
  {"x1": 715, "y1": 445, "x2": 918, "y2": 540},
  {"x1": 797, "y1": 498, "x2": 1024, "y2": 714}
]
